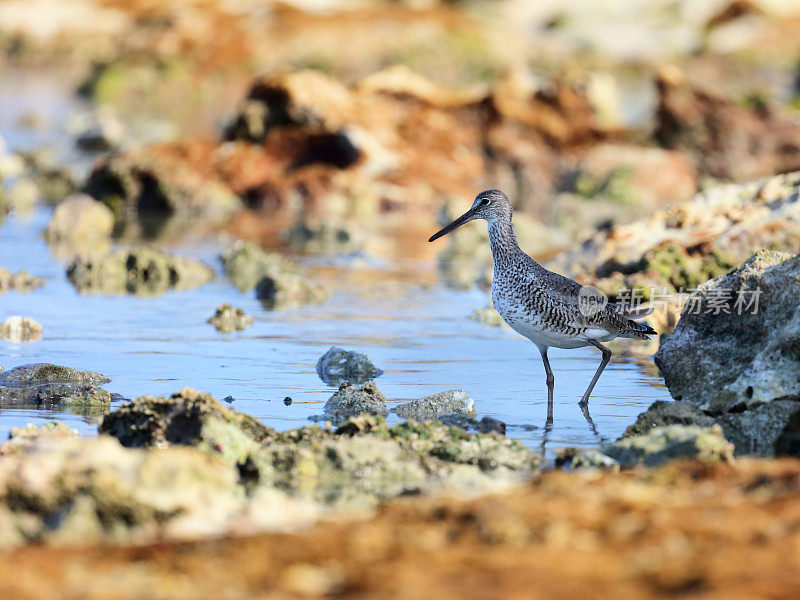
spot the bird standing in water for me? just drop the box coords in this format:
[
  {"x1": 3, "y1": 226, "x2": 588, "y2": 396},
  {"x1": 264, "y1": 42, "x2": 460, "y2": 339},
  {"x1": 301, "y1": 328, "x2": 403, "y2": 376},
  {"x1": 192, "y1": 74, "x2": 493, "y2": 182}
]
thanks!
[{"x1": 428, "y1": 189, "x2": 655, "y2": 410}]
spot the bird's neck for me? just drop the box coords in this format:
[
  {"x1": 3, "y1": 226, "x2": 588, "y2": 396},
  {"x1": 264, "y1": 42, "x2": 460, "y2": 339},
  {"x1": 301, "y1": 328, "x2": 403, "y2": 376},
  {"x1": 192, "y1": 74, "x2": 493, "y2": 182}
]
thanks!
[{"x1": 487, "y1": 217, "x2": 523, "y2": 270}]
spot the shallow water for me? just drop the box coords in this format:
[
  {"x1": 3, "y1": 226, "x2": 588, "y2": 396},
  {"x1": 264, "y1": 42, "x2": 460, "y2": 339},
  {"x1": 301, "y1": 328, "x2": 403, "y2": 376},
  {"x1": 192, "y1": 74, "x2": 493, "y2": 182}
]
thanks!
[{"x1": 0, "y1": 71, "x2": 671, "y2": 457}]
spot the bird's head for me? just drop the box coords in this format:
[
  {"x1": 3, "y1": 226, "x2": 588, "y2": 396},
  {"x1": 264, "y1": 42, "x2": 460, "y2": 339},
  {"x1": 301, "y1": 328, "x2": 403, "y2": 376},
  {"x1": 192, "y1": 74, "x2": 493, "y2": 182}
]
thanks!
[{"x1": 428, "y1": 189, "x2": 512, "y2": 242}]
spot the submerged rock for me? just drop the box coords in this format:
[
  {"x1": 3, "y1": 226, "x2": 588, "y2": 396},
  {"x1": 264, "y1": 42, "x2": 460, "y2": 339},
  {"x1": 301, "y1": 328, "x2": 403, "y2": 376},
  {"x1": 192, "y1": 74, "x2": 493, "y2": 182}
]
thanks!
[
  {"x1": 603, "y1": 425, "x2": 734, "y2": 467},
  {"x1": 0, "y1": 363, "x2": 112, "y2": 410},
  {"x1": 656, "y1": 251, "x2": 800, "y2": 414},
  {"x1": 66, "y1": 247, "x2": 215, "y2": 296},
  {"x1": 394, "y1": 390, "x2": 475, "y2": 422},
  {"x1": 322, "y1": 381, "x2": 388, "y2": 422},
  {"x1": 316, "y1": 346, "x2": 382, "y2": 385},
  {"x1": 222, "y1": 241, "x2": 326, "y2": 308},
  {"x1": 0, "y1": 316, "x2": 42, "y2": 342},
  {"x1": 44, "y1": 194, "x2": 114, "y2": 244},
  {"x1": 0, "y1": 267, "x2": 44, "y2": 295},
  {"x1": 207, "y1": 303, "x2": 253, "y2": 333}
]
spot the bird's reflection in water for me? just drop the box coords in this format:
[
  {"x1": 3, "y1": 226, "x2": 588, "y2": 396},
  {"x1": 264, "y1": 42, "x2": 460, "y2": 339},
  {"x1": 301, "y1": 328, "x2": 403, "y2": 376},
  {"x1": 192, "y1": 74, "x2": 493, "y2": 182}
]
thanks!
[{"x1": 539, "y1": 398, "x2": 605, "y2": 457}]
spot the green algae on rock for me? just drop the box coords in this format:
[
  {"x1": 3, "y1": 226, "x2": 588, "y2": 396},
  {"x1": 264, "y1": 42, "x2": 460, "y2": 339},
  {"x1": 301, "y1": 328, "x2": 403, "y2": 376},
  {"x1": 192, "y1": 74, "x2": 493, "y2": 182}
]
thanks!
[
  {"x1": 316, "y1": 346, "x2": 382, "y2": 385},
  {"x1": 66, "y1": 247, "x2": 215, "y2": 296},
  {"x1": 207, "y1": 303, "x2": 254, "y2": 333},
  {"x1": 603, "y1": 425, "x2": 734, "y2": 468},
  {"x1": 0, "y1": 363, "x2": 112, "y2": 411}
]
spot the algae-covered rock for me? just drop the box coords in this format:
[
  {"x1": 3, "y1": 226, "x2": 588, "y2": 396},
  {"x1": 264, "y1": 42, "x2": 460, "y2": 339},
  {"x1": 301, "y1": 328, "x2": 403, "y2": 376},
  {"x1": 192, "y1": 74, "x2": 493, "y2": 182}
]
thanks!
[
  {"x1": 100, "y1": 388, "x2": 274, "y2": 464},
  {"x1": 207, "y1": 303, "x2": 253, "y2": 333},
  {"x1": 66, "y1": 247, "x2": 215, "y2": 296},
  {"x1": 322, "y1": 381, "x2": 388, "y2": 422},
  {"x1": 316, "y1": 346, "x2": 382, "y2": 385},
  {"x1": 247, "y1": 415, "x2": 541, "y2": 506},
  {"x1": 655, "y1": 251, "x2": 800, "y2": 414},
  {"x1": 394, "y1": 390, "x2": 475, "y2": 422},
  {"x1": 0, "y1": 363, "x2": 112, "y2": 410},
  {"x1": 83, "y1": 151, "x2": 241, "y2": 237},
  {"x1": 0, "y1": 316, "x2": 42, "y2": 342},
  {"x1": 222, "y1": 241, "x2": 327, "y2": 308},
  {"x1": 0, "y1": 267, "x2": 44, "y2": 295},
  {"x1": 469, "y1": 306, "x2": 508, "y2": 328},
  {"x1": 603, "y1": 425, "x2": 734, "y2": 467}
]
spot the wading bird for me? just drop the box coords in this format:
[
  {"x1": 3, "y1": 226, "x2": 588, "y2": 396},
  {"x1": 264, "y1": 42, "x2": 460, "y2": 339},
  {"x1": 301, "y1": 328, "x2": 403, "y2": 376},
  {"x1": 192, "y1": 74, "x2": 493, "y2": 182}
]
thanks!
[{"x1": 428, "y1": 189, "x2": 655, "y2": 410}]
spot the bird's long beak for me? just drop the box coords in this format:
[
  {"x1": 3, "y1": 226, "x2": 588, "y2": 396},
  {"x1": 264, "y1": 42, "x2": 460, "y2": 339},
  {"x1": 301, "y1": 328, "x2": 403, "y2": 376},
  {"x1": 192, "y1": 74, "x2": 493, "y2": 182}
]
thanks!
[{"x1": 428, "y1": 208, "x2": 475, "y2": 242}]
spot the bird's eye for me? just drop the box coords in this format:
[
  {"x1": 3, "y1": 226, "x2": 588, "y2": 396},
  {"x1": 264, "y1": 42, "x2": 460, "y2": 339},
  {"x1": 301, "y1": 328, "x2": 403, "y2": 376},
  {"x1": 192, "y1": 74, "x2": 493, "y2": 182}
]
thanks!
[{"x1": 480, "y1": 198, "x2": 490, "y2": 206}]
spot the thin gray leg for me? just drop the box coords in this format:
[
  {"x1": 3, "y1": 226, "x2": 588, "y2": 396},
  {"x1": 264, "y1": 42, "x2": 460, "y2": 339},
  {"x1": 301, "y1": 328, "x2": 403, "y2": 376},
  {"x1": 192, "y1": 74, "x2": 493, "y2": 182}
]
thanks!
[
  {"x1": 580, "y1": 340, "x2": 611, "y2": 406},
  {"x1": 537, "y1": 344, "x2": 554, "y2": 422}
]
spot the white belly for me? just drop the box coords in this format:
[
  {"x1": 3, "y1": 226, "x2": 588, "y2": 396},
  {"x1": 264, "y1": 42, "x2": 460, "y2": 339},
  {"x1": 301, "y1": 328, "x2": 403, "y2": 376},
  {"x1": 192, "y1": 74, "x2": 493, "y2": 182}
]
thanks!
[{"x1": 491, "y1": 288, "x2": 616, "y2": 349}]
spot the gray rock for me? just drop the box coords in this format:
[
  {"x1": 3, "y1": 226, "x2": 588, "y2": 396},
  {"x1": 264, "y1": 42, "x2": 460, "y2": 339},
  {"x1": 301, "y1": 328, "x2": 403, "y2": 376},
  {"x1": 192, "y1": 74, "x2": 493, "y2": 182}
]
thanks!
[
  {"x1": 285, "y1": 220, "x2": 361, "y2": 255},
  {"x1": 66, "y1": 247, "x2": 215, "y2": 296},
  {"x1": 655, "y1": 250, "x2": 800, "y2": 414},
  {"x1": 394, "y1": 390, "x2": 475, "y2": 422},
  {"x1": 625, "y1": 399, "x2": 800, "y2": 458},
  {"x1": 603, "y1": 425, "x2": 734, "y2": 467},
  {"x1": 207, "y1": 303, "x2": 253, "y2": 333},
  {"x1": 0, "y1": 363, "x2": 112, "y2": 410},
  {"x1": 315, "y1": 346, "x2": 382, "y2": 385},
  {"x1": 323, "y1": 381, "x2": 388, "y2": 422},
  {"x1": 44, "y1": 194, "x2": 114, "y2": 243}
]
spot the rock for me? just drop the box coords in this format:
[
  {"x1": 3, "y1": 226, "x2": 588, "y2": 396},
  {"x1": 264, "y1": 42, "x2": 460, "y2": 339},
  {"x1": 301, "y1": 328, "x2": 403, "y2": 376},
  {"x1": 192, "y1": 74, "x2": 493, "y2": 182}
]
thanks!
[
  {"x1": 255, "y1": 272, "x2": 327, "y2": 310},
  {"x1": 247, "y1": 415, "x2": 541, "y2": 506},
  {"x1": 0, "y1": 267, "x2": 45, "y2": 295},
  {"x1": 0, "y1": 316, "x2": 42, "y2": 342},
  {"x1": 82, "y1": 151, "x2": 241, "y2": 237},
  {"x1": 207, "y1": 303, "x2": 253, "y2": 333},
  {"x1": 476, "y1": 416, "x2": 506, "y2": 435},
  {"x1": 0, "y1": 363, "x2": 112, "y2": 410},
  {"x1": 44, "y1": 194, "x2": 114, "y2": 244},
  {"x1": 73, "y1": 111, "x2": 124, "y2": 151},
  {"x1": 66, "y1": 247, "x2": 215, "y2": 296},
  {"x1": 2, "y1": 178, "x2": 38, "y2": 213},
  {"x1": 0, "y1": 422, "x2": 78, "y2": 456},
  {"x1": 322, "y1": 381, "x2": 388, "y2": 422},
  {"x1": 222, "y1": 242, "x2": 326, "y2": 308},
  {"x1": 654, "y1": 66, "x2": 800, "y2": 180},
  {"x1": 285, "y1": 219, "x2": 361, "y2": 255},
  {"x1": 603, "y1": 425, "x2": 734, "y2": 468},
  {"x1": 550, "y1": 171, "x2": 800, "y2": 335},
  {"x1": 624, "y1": 399, "x2": 800, "y2": 458},
  {"x1": 655, "y1": 250, "x2": 800, "y2": 414},
  {"x1": 315, "y1": 346, "x2": 382, "y2": 385},
  {"x1": 469, "y1": 306, "x2": 508, "y2": 327},
  {"x1": 394, "y1": 390, "x2": 475, "y2": 422},
  {"x1": 554, "y1": 447, "x2": 620, "y2": 471},
  {"x1": 99, "y1": 388, "x2": 274, "y2": 465}
]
